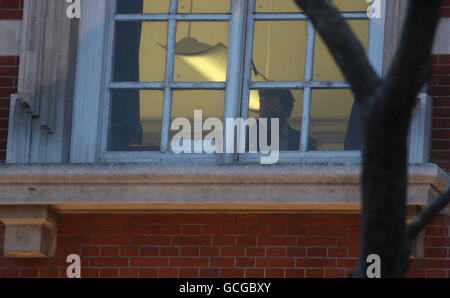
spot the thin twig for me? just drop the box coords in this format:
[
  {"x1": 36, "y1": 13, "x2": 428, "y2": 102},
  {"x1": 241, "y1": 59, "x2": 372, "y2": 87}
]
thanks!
[{"x1": 408, "y1": 188, "x2": 450, "y2": 239}]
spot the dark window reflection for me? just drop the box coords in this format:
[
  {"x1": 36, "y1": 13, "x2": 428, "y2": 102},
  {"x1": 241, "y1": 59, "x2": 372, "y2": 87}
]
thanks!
[
  {"x1": 117, "y1": 0, "x2": 143, "y2": 14},
  {"x1": 109, "y1": 90, "x2": 163, "y2": 151},
  {"x1": 110, "y1": 1, "x2": 143, "y2": 151},
  {"x1": 110, "y1": 90, "x2": 144, "y2": 151},
  {"x1": 117, "y1": 0, "x2": 170, "y2": 14}
]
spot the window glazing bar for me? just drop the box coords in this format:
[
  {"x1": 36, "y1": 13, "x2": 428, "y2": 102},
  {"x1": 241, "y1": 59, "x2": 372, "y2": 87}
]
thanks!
[
  {"x1": 253, "y1": 12, "x2": 368, "y2": 21},
  {"x1": 300, "y1": 21, "x2": 316, "y2": 152},
  {"x1": 109, "y1": 82, "x2": 226, "y2": 90},
  {"x1": 114, "y1": 14, "x2": 231, "y2": 21},
  {"x1": 222, "y1": 0, "x2": 249, "y2": 163},
  {"x1": 239, "y1": 0, "x2": 256, "y2": 121},
  {"x1": 249, "y1": 81, "x2": 350, "y2": 89},
  {"x1": 160, "y1": 0, "x2": 178, "y2": 153},
  {"x1": 100, "y1": 0, "x2": 118, "y2": 157}
]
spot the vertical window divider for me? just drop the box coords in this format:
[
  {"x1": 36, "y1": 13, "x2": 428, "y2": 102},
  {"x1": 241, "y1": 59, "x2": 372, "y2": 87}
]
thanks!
[
  {"x1": 160, "y1": 0, "x2": 179, "y2": 153},
  {"x1": 240, "y1": 0, "x2": 255, "y2": 123},
  {"x1": 100, "y1": 0, "x2": 117, "y2": 159},
  {"x1": 71, "y1": 0, "x2": 111, "y2": 162},
  {"x1": 223, "y1": 0, "x2": 250, "y2": 164},
  {"x1": 300, "y1": 20, "x2": 316, "y2": 152}
]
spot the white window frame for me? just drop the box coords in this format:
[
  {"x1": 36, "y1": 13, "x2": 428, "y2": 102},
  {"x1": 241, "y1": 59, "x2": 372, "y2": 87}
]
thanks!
[{"x1": 70, "y1": 0, "x2": 428, "y2": 164}]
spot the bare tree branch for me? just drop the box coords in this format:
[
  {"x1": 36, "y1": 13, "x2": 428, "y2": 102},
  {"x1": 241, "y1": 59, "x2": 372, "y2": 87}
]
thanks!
[
  {"x1": 408, "y1": 188, "x2": 450, "y2": 240},
  {"x1": 294, "y1": 0, "x2": 381, "y2": 105},
  {"x1": 295, "y1": 0, "x2": 444, "y2": 277},
  {"x1": 357, "y1": 0, "x2": 444, "y2": 277}
]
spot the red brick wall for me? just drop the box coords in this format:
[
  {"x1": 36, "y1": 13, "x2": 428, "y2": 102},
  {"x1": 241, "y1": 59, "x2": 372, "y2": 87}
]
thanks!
[
  {"x1": 430, "y1": 55, "x2": 450, "y2": 170},
  {"x1": 0, "y1": 56, "x2": 18, "y2": 162},
  {"x1": 442, "y1": 0, "x2": 450, "y2": 17},
  {"x1": 0, "y1": 0, "x2": 23, "y2": 19},
  {"x1": 0, "y1": 214, "x2": 448, "y2": 278},
  {"x1": 0, "y1": 0, "x2": 22, "y2": 162}
]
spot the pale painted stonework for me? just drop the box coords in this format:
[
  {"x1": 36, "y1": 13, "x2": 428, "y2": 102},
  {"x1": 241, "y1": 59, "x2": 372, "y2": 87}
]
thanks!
[
  {"x1": 433, "y1": 18, "x2": 450, "y2": 55},
  {"x1": 0, "y1": 20, "x2": 21, "y2": 56}
]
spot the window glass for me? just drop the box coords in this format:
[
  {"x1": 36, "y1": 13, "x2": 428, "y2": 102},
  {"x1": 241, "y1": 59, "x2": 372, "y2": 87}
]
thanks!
[
  {"x1": 255, "y1": 0, "x2": 302, "y2": 13},
  {"x1": 109, "y1": 89, "x2": 226, "y2": 153},
  {"x1": 113, "y1": 22, "x2": 168, "y2": 82},
  {"x1": 109, "y1": 90, "x2": 164, "y2": 151},
  {"x1": 310, "y1": 89, "x2": 358, "y2": 151},
  {"x1": 171, "y1": 90, "x2": 225, "y2": 153},
  {"x1": 313, "y1": 20, "x2": 369, "y2": 81},
  {"x1": 246, "y1": 89, "x2": 305, "y2": 152},
  {"x1": 117, "y1": 0, "x2": 170, "y2": 14},
  {"x1": 255, "y1": 0, "x2": 368, "y2": 13},
  {"x1": 174, "y1": 22, "x2": 229, "y2": 82},
  {"x1": 107, "y1": 0, "x2": 373, "y2": 158},
  {"x1": 252, "y1": 21, "x2": 307, "y2": 81},
  {"x1": 333, "y1": 0, "x2": 370, "y2": 12}
]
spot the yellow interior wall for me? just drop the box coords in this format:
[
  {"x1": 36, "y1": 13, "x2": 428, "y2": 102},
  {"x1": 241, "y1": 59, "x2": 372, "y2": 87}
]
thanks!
[
  {"x1": 178, "y1": 0, "x2": 230, "y2": 13},
  {"x1": 252, "y1": 21, "x2": 307, "y2": 81},
  {"x1": 314, "y1": 20, "x2": 369, "y2": 80},
  {"x1": 256, "y1": 0, "x2": 369, "y2": 12},
  {"x1": 143, "y1": 0, "x2": 170, "y2": 13}
]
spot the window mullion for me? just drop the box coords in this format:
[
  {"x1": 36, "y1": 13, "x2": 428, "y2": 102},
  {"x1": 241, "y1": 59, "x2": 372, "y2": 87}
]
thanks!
[
  {"x1": 368, "y1": 0, "x2": 386, "y2": 76},
  {"x1": 160, "y1": 0, "x2": 178, "y2": 153},
  {"x1": 223, "y1": 0, "x2": 249, "y2": 163},
  {"x1": 300, "y1": 21, "x2": 316, "y2": 152},
  {"x1": 71, "y1": 0, "x2": 111, "y2": 163},
  {"x1": 100, "y1": 0, "x2": 117, "y2": 159},
  {"x1": 114, "y1": 14, "x2": 231, "y2": 21},
  {"x1": 239, "y1": 0, "x2": 255, "y2": 122}
]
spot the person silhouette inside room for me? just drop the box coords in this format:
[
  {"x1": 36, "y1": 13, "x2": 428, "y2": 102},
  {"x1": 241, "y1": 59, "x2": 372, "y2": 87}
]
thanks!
[{"x1": 256, "y1": 89, "x2": 317, "y2": 151}]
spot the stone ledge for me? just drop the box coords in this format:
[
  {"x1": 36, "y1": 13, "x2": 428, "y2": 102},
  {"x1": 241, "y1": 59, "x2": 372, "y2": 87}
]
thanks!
[
  {"x1": 0, "y1": 163, "x2": 447, "y2": 186},
  {"x1": 0, "y1": 164, "x2": 447, "y2": 258},
  {"x1": 0, "y1": 163, "x2": 447, "y2": 213}
]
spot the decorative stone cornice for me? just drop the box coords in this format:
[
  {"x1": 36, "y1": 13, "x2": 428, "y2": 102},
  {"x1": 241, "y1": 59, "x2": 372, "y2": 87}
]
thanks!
[{"x1": 0, "y1": 206, "x2": 58, "y2": 258}]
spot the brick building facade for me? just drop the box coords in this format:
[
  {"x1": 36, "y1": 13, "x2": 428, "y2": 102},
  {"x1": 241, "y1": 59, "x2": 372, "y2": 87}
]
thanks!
[
  {"x1": 0, "y1": 0, "x2": 449, "y2": 278},
  {"x1": 1, "y1": 214, "x2": 449, "y2": 278}
]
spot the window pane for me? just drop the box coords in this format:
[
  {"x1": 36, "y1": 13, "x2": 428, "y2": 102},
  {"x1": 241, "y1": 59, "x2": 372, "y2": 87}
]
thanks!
[
  {"x1": 255, "y1": 0, "x2": 368, "y2": 13},
  {"x1": 174, "y1": 22, "x2": 229, "y2": 82},
  {"x1": 252, "y1": 21, "x2": 307, "y2": 82},
  {"x1": 171, "y1": 90, "x2": 224, "y2": 152},
  {"x1": 333, "y1": 0, "x2": 370, "y2": 12},
  {"x1": 178, "y1": 0, "x2": 231, "y2": 13},
  {"x1": 255, "y1": 0, "x2": 302, "y2": 13},
  {"x1": 109, "y1": 90, "x2": 164, "y2": 151},
  {"x1": 117, "y1": 0, "x2": 170, "y2": 14},
  {"x1": 310, "y1": 89, "x2": 360, "y2": 151},
  {"x1": 246, "y1": 89, "x2": 307, "y2": 152},
  {"x1": 313, "y1": 20, "x2": 369, "y2": 81},
  {"x1": 113, "y1": 22, "x2": 168, "y2": 82}
]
